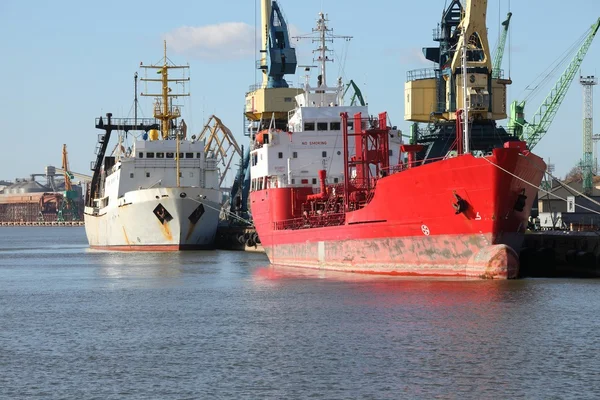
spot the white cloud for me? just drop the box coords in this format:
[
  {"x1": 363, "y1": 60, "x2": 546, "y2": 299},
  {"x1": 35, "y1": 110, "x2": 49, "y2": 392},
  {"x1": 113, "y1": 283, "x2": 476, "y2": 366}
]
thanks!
[
  {"x1": 398, "y1": 47, "x2": 430, "y2": 65},
  {"x1": 164, "y1": 22, "x2": 256, "y2": 61}
]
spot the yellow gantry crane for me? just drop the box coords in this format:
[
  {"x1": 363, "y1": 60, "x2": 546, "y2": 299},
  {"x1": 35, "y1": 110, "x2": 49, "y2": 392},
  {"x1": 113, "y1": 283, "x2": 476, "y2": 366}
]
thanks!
[{"x1": 198, "y1": 115, "x2": 242, "y2": 187}]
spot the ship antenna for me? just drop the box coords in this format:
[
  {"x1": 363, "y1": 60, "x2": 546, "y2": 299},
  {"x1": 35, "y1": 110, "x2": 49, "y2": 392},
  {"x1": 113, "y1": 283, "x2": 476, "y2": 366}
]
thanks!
[
  {"x1": 461, "y1": 34, "x2": 470, "y2": 154},
  {"x1": 293, "y1": 12, "x2": 351, "y2": 104},
  {"x1": 134, "y1": 72, "x2": 138, "y2": 128}
]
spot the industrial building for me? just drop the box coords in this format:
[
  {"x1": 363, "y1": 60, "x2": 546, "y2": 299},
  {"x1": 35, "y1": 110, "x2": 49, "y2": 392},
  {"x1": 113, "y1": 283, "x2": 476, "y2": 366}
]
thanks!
[
  {"x1": 537, "y1": 178, "x2": 600, "y2": 231},
  {"x1": 0, "y1": 165, "x2": 86, "y2": 224}
]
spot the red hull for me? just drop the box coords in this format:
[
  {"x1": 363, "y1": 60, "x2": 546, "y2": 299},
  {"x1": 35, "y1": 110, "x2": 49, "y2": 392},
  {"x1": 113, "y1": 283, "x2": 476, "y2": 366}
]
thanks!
[{"x1": 251, "y1": 148, "x2": 546, "y2": 279}]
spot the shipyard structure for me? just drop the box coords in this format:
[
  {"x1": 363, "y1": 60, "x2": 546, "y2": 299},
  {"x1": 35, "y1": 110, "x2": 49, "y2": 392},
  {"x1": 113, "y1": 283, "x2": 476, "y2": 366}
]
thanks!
[{"x1": 0, "y1": 147, "x2": 87, "y2": 225}]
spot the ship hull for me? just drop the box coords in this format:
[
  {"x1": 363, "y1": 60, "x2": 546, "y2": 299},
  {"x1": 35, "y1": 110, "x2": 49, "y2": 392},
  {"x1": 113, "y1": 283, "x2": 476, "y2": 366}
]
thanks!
[
  {"x1": 84, "y1": 186, "x2": 221, "y2": 250},
  {"x1": 251, "y1": 148, "x2": 546, "y2": 279},
  {"x1": 263, "y1": 233, "x2": 520, "y2": 279}
]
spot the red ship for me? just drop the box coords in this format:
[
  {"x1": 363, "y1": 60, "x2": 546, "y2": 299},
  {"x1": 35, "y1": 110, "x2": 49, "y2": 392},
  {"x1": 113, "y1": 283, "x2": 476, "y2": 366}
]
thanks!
[
  {"x1": 248, "y1": 2, "x2": 546, "y2": 279},
  {"x1": 251, "y1": 111, "x2": 545, "y2": 279}
]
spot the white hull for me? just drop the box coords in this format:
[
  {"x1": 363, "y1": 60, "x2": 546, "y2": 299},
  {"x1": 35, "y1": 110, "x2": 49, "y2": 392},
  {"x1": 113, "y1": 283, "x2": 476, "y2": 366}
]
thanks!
[{"x1": 84, "y1": 186, "x2": 221, "y2": 250}]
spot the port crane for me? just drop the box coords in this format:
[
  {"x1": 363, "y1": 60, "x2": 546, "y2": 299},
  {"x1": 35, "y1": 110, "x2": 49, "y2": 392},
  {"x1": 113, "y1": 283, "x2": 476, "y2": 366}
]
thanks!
[
  {"x1": 197, "y1": 114, "x2": 242, "y2": 188},
  {"x1": 342, "y1": 79, "x2": 366, "y2": 106},
  {"x1": 491, "y1": 12, "x2": 512, "y2": 78},
  {"x1": 57, "y1": 144, "x2": 80, "y2": 221},
  {"x1": 261, "y1": 1, "x2": 297, "y2": 88},
  {"x1": 196, "y1": 115, "x2": 252, "y2": 221},
  {"x1": 508, "y1": 17, "x2": 600, "y2": 150},
  {"x1": 240, "y1": 0, "x2": 298, "y2": 223}
]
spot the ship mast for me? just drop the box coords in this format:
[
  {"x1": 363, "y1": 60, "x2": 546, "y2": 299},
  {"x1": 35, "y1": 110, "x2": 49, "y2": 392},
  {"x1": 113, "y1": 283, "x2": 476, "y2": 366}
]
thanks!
[
  {"x1": 293, "y1": 12, "x2": 351, "y2": 103},
  {"x1": 140, "y1": 41, "x2": 190, "y2": 187},
  {"x1": 461, "y1": 37, "x2": 470, "y2": 154},
  {"x1": 134, "y1": 72, "x2": 138, "y2": 127}
]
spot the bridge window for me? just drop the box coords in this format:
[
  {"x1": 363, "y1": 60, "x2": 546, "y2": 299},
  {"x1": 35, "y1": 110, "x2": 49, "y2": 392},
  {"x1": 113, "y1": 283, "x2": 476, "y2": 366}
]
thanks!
[
  {"x1": 130, "y1": 173, "x2": 134, "y2": 178},
  {"x1": 278, "y1": 152, "x2": 283, "y2": 159},
  {"x1": 196, "y1": 153, "x2": 201, "y2": 158},
  {"x1": 334, "y1": 177, "x2": 339, "y2": 183},
  {"x1": 146, "y1": 172, "x2": 150, "y2": 177},
  {"x1": 146, "y1": 152, "x2": 155, "y2": 158},
  {"x1": 291, "y1": 179, "x2": 295, "y2": 184},
  {"x1": 347, "y1": 121, "x2": 354, "y2": 130},
  {"x1": 138, "y1": 152, "x2": 144, "y2": 158},
  {"x1": 304, "y1": 122, "x2": 315, "y2": 131},
  {"x1": 317, "y1": 122, "x2": 328, "y2": 131},
  {"x1": 322, "y1": 151, "x2": 327, "y2": 158},
  {"x1": 166, "y1": 152, "x2": 174, "y2": 158},
  {"x1": 389, "y1": 150, "x2": 393, "y2": 156},
  {"x1": 330, "y1": 122, "x2": 341, "y2": 130},
  {"x1": 312, "y1": 178, "x2": 317, "y2": 184},
  {"x1": 185, "y1": 153, "x2": 193, "y2": 158},
  {"x1": 293, "y1": 152, "x2": 298, "y2": 158},
  {"x1": 156, "y1": 152, "x2": 164, "y2": 158}
]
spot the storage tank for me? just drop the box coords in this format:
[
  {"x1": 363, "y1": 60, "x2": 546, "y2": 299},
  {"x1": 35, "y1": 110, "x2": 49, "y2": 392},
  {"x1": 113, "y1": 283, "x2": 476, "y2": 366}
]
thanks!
[
  {"x1": 19, "y1": 180, "x2": 48, "y2": 193},
  {"x1": 45, "y1": 165, "x2": 56, "y2": 177}
]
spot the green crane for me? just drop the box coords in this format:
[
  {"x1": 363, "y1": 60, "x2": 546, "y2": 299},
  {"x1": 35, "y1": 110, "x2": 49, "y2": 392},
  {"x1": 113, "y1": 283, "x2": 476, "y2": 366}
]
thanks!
[
  {"x1": 492, "y1": 12, "x2": 512, "y2": 78},
  {"x1": 509, "y1": 17, "x2": 600, "y2": 150},
  {"x1": 343, "y1": 79, "x2": 366, "y2": 106}
]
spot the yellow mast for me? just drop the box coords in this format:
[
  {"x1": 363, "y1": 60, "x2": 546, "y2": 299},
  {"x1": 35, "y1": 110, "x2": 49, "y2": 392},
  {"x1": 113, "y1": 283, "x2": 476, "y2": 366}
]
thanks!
[{"x1": 140, "y1": 41, "x2": 190, "y2": 187}]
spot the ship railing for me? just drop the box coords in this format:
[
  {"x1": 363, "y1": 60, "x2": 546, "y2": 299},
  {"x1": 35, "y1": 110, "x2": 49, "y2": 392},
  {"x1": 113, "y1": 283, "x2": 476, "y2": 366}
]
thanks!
[
  {"x1": 406, "y1": 68, "x2": 505, "y2": 81},
  {"x1": 273, "y1": 212, "x2": 346, "y2": 231},
  {"x1": 406, "y1": 68, "x2": 438, "y2": 82},
  {"x1": 273, "y1": 217, "x2": 304, "y2": 230},
  {"x1": 247, "y1": 81, "x2": 296, "y2": 93},
  {"x1": 491, "y1": 68, "x2": 505, "y2": 79},
  {"x1": 133, "y1": 159, "x2": 202, "y2": 169},
  {"x1": 94, "y1": 117, "x2": 160, "y2": 131},
  {"x1": 382, "y1": 154, "x2": 448, "y2": 174}
]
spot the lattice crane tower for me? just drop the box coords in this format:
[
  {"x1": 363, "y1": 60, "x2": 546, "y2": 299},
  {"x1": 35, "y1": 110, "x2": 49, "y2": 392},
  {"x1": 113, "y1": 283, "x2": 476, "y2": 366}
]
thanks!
[
  {"x1": 581, "y1": 75, "x2": 597, "y2": 195},
  {"x1": 593, "y1": 133, "x2": 600, "y2": 174}
]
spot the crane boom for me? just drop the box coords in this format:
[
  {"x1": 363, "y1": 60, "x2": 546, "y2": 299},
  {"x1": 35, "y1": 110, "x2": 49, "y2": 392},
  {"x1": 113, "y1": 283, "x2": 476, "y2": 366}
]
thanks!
[
  {"x1": 342, "y1": 80, "x2": 366, "y2": 106},
  {"x1": 511, "y1": 17, "x2": 600, "y2": 150},
  {"x1": 62, "y1": 144, "x2": 72, "y2": 192},
  {"x1": 492, "y1": 12, "x2": 512, "y2": 78}
]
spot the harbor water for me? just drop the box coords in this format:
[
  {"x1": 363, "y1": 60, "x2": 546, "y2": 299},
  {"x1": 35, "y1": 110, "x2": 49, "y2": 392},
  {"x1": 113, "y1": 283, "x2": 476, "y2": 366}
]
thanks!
[{"x1": 1, "y1": 227, "x2": 599, "y2": 399}]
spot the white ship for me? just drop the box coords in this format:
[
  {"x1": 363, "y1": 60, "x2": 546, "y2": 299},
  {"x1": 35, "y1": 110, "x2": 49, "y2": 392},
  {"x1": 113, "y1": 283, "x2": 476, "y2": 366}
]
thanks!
[{"x1": 84, "y1": 43, "x2": 222, "y2": 250}]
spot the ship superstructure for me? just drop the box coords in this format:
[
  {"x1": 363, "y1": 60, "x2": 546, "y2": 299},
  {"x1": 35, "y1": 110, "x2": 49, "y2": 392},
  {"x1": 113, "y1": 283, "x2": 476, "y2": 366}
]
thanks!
[
  {"x1": 84, "y1": 42, "x2": 222, "y2": 250},
  {"x1": 249, "y1": 2, "x2": 546, "y2": 279},
  {"x1": 250, "y1": 12, "x2": 402, "y2": 195}
]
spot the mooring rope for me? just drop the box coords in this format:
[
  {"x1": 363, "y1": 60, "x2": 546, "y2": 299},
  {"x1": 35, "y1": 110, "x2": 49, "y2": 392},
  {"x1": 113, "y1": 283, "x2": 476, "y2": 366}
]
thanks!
[
  {"x1": 482, "y1": 156, "x2": 600, "y2": 216},
  {"x1": 188, "y1": 196, "x2": 253, "y2": 226}
]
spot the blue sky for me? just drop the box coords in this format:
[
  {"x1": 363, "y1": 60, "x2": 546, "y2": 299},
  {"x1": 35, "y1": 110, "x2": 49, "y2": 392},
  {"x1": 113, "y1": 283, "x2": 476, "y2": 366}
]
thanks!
[{"x1": 1, "y1": 0, "x2": 599, "y2": 182}]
